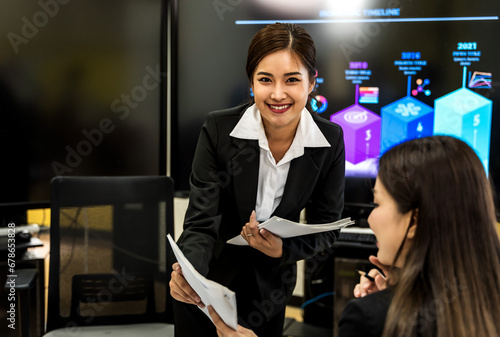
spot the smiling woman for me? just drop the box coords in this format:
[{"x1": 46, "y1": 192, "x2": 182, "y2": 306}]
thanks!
[
  {"x1": 169, "y1": 23, "x2": 346, "y2": 337},
  {"x1": 246, "y1": 23, "x2": 319, "y2": 163},
  {"x1": 251, "y1": 50, "x2": 314, "y2": 139}
]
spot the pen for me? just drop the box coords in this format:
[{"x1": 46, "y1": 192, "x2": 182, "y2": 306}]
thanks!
[{"x1": 356, "y1": 269, "x2": 375, "y2": 282}]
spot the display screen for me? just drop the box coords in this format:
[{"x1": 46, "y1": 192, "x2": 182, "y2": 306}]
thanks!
[
  {"x1": 0, "y1": 0, "x2": 163, "y2": 209},
  {"x1": 173, "y1": 0, "x2": 499, "y2": 208}
]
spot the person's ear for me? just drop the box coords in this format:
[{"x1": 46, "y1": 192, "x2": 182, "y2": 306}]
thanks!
[
  {"x1": 309, "y1": 78, "x2": 315, "y2": 95},
  {"x1": 407, "y1": 224, "x2": 417, "y2": 239},
  {"x1": 407, "y1": 209, "x2": 418, "y2": 239}
]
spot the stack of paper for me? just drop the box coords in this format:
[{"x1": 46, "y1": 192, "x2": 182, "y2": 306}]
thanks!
[
  {"x1": 167, "y1": 234, "x2": 238, "y2": 330},
  {"x1": 227, "y1": 216, "x2": 354, "y2": 246}
]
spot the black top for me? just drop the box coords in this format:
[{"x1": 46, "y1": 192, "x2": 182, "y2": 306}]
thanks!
[{"x1": 338, "y1": 288, "x2": 393, "y2": 337}]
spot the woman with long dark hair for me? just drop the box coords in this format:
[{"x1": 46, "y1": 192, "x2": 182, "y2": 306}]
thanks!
[
  {"x1": 208, "y1": 135, "x2": 500, "y2": 337},
  {"x1": 339, "y1": 135, "x2": 500, "y2": 337}
]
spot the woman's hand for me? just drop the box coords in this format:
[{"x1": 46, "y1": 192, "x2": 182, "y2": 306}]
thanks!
[
  {"x1": 169, "y1": 263, "x2": 205, "y2": 308},
  {"x1": 208, "y1": 306, "x2": 258, "y2": 337},
  {"x1": 241, "y1": 211, "x2": 283, "y2": 258},
  {"x1": 353, "y1": 255, "x2": 389, "y2": 297}
]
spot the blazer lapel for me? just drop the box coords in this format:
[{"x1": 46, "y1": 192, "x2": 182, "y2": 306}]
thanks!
[
  {"x1": 273, "y1": 149, "x2": 318, "y2": 218},
  {"x1": 231, "y1": 138, "x2": 260, "y2": 224}
]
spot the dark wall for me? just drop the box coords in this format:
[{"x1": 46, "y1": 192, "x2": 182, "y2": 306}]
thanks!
[{"x1": 0, "y1": 0, "x2": 164, "y2": 215}]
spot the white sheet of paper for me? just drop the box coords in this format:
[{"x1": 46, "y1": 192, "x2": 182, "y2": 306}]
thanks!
[
  {"x1": 167, "y1": 234, "x2": 238, "y2": 330},
  {"x1": 226, "y1": 216, "x2": 354, "y2": 246}
]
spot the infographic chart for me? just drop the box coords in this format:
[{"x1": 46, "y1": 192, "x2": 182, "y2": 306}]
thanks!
[
  {"x1": 329, "y1": 63, "x2": 381, "y2": 176},
  {"x1": 233, "y1": 4, "x2": 498, "y2": 179},
  {"x1": 434, "y1": 62, "x2": 492, "y2": 171},
  {"x1": 323, "y1": 45, "x2": 494, "y2": 177},
  {"x1": 176, "y1": 0, "x2": 499, "y2": 191}
]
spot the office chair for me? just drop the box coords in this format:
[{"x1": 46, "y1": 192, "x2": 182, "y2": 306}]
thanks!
[{"x1": 42, "y1": 176, "x2": 175, "y2": 336}]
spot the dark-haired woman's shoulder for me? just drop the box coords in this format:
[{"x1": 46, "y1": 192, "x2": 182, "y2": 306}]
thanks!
[{"x1": 337, "y1": 288, "x2": 393, "y2": 337}]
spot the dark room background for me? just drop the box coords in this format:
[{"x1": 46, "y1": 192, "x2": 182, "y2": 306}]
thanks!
[{"x1": 0, "y1": 0, "x2": 165, "y2": 222}]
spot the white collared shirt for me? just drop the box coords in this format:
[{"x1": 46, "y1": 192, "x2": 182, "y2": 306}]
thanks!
[{"x1": 230, "y1": 104, "x2": 330, "y2": 222}]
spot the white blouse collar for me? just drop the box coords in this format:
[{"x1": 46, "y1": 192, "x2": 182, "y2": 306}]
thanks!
[{"x1": 230, "y1": 103, "x2": 331, "y2": 149}]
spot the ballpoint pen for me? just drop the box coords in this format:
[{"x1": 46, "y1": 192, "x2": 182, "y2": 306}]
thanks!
[{"x1": 356, "y1": 269, "x2": 376, "y2": 282}]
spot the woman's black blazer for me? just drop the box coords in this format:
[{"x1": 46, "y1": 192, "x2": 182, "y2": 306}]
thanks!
[{"x1": 176, "y1": 103, "x2": 345, "y2": 316}]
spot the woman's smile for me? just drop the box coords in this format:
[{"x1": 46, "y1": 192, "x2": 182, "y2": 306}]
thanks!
[{"x1": 267, "y1": 103, "x2": 292, "y2": 114}]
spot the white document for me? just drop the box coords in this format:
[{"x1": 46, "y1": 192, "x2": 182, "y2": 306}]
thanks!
[
  {"x1": 167, "y1": 234, "x2": 238, "y2": 330},
  {"x1": 226, "y1": 216, "x2": 355, "y2": 246}
]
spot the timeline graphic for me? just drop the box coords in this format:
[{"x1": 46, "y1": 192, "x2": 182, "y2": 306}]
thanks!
[
  {"x1": 434, "y1": 64, "x2": 492, "y2": 171},
  {"x1": 311, "y1": 95, "x2": 328, "y2": 113},
  {"x1": 381, "y1": 53, "x2": 434, "y2": 154},
  {"x1": 330, "y1": 84, "x2": 381, "y2": 170},
  {"x1": 329, "y1": 62, "x2": 380, "y2": 176},
  {"x1": 231, "y1": 6, "x2": 498, "y2": 179},
  {"x1": 323, "y1": 45, "x2": 493, "y2": 177},
  {"x1": 412, "y1": 78, "x2": 431, "y2": 97}
]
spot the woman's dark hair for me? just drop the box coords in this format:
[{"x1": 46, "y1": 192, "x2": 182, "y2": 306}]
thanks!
[
  {"x1": 246, "y1": 23, "x2": 317, "y2": 111},
  {"x1": 377, "y1": 136, "x2": 500, "y2": 337}
]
